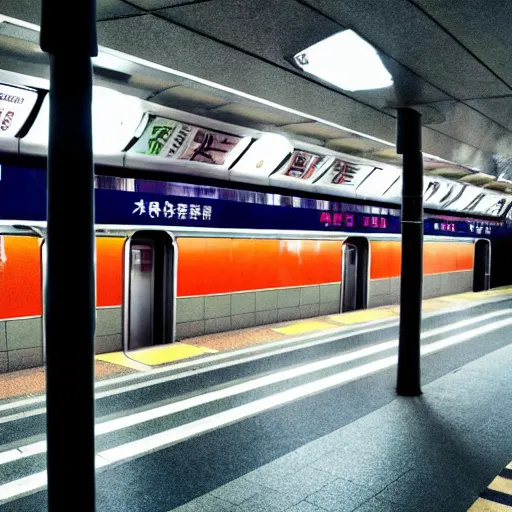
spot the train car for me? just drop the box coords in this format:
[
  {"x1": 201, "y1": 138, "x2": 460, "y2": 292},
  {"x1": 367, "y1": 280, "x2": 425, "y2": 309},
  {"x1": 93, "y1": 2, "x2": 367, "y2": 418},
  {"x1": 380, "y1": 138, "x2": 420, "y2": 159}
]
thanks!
[
  {"x1": 0, "y1": 79, "x2": 510, "y2": 374},
  {"x1": 0, "y1": 162, "x2": 506, "y2": 374}
]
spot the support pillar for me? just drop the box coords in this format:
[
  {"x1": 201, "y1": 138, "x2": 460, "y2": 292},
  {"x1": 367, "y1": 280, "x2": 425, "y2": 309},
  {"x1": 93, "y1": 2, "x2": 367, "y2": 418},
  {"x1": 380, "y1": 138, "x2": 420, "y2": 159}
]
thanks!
[
  {"x1": 40, "y1": 1, "x2": 98, "y2": 509},
  {"x1": 396, "y1": 108, "x2": 423, "y2": 397}
]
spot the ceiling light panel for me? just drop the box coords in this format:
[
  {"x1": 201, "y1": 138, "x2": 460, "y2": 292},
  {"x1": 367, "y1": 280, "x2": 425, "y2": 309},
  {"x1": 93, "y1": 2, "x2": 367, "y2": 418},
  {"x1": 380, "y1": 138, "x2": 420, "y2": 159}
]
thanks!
[{"x1": 293, "y1": 30, "x2": 393, "y2": 92}]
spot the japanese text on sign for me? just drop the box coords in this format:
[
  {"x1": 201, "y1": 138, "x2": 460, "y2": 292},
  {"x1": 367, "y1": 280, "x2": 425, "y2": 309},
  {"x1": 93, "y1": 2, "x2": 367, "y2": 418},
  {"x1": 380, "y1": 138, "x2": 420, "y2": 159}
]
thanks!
[
  {"x1": 132, "y1": 200, "x2": 212, "y2": 221},
  {"x1": 362, "y1": 215, "x2": 387, "y2": 229},
  {"x1": 468, "y1": 223, "x2": 491, "y2": 235},
  {"x1": 320, "y1": 212, "x2": 355, "y2": 228},
  {"x1": 434, "y1": 222, "x2": 456, "y2": 232}
]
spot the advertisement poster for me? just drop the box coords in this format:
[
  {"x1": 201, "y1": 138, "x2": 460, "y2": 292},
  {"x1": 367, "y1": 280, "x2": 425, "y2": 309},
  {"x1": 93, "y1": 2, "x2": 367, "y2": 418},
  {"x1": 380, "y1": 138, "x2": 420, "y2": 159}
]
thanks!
[
  {"x1": 0, "y1": 83, "x2": 39, "y2": 138},
  {"x1": 129, "y1": 116, "x2": 192, "y2": 158},
  {"x1": 178, "y1": 128, "x2": 242, "y2": 165},
  {"x1": 0, "y1": 164, "x2": 504, "y2": 238},
  {"x1": 282, "y1": 151, "x2": 323, "y2": 180},
  {"x1": 129, "y1": 115, "x2": 242, "y2": 165}
]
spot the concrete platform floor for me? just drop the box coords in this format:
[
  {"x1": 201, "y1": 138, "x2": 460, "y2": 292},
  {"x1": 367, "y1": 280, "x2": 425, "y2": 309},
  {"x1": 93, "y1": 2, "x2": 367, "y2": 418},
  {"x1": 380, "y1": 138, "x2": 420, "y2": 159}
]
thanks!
[
  {"x1": 172, "y1": 340, "x2": 512, "y2": 512},
  {"x1": 97, "y1": 286, "x2": 512, "y2": 369},
  {"x1": 0, "y1": 360, "x2": 134, "y2": 400},
  {"x1": 2, "y1": 287, "x2": 512, "y2": 401},
  {"x1": 1, "y1": 292, "x2": 512, "y2": 511}
]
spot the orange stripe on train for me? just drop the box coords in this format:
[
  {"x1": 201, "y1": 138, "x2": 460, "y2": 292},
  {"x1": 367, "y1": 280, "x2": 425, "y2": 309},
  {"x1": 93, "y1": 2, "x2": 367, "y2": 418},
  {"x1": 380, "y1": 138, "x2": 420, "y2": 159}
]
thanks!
[
  {"x1": 96, "y1": 237, "x2": 124, "y2": 308},
  {"x1": 177, "y1": 238, "x2": 342, "y2": 297},
  {"x1": 370, "y1": 240, "x2": 475, "y2": 280},
  {"x1": 0, "y1": 236, "x2": 42, "y2": 319},
  {"x1": 0, "y1": 236, "x2": 125, "y2": 320},
  {"x1": 0, "y1": 236, "x2": 479, "y2": 318}
]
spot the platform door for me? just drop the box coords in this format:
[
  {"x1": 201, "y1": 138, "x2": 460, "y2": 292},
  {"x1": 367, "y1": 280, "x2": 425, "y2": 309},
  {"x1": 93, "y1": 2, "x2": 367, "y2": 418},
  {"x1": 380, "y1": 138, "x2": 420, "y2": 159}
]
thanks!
[
  {"x1": 473, "y1": 239, "x2": 491, "y2": 292},
  {"x1": 342, "y1": 243, "x2": 358, "y2": 312},
  {"x1": 128, "y1": 241, "x2": 155, "y2": 350}
]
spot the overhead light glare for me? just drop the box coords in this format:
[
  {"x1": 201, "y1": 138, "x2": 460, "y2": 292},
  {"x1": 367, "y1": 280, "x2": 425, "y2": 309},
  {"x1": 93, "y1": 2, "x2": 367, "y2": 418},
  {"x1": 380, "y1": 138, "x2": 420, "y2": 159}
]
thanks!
[{"x1": 293, "y1": 30, "x2": 393, "y2": 92}]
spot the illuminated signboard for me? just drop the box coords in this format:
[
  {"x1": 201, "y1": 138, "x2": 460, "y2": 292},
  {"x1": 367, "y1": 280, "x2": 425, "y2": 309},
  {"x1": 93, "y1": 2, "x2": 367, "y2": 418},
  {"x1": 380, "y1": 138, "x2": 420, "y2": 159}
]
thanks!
[
  {"x1": 320, "y1": 212, "x2": 355, "y2": 228},
  {"x1": 282, "y1": 151, "x2": 323, "y2": 180},
  {"x1": 132, "y1": 199, "x2": 212, "y2": 221},
  {"x1": 427, "y1": 218, "x2": 494, "y2": 236},
  {"x1": 330, "y1": 160, "x2": 359, "y2": 184},
  {"x1": 320, "y1": 212, "x2": 388, "y2": 230},
  {"x1": 434, "y1": 222, "x2": 456, "y2": 233},
  {"x1": 178, "y1": 128, "x2": 241, "y2": 165},
  {"x1": 129, "y1": 115, "x2": 242, "y2": 165},
  {"x1": 362, "y1": 215, "x2": 387, "y2": 229},
  {"x1": 469, "y1": 223, "x2": 492, "y2": 236},
  {"x1": 0, "y1": 83, "x2": 38, "y2": 138}
]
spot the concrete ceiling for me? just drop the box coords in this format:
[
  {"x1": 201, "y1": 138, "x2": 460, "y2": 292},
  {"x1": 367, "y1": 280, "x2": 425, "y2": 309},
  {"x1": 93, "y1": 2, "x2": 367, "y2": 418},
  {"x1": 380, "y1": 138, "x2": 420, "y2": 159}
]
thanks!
[{"x1": 1, "y1": 0, "x2": 512, "y2": 177}]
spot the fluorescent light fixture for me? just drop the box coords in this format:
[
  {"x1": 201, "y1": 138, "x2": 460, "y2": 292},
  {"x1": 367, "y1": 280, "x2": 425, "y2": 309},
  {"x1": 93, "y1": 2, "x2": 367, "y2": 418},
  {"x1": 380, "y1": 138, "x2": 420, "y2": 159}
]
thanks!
[
  {"x1": 293, "y1": 29, "x2": 393, "y2": 92},
  {"x1": 0, "y1": 15, "x2": 396, "y2": 149}
]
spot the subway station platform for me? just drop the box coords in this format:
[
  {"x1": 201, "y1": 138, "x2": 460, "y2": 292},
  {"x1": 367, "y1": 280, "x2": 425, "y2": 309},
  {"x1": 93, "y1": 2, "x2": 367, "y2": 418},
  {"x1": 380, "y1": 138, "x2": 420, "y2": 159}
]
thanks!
[
  {"x1": 96, "y1": 286, "x2": 512, "y2": 371},
  {"x1": 0, "y1": 287, "x2": 511, "y2": 401},
  {"x1": 169, "y1": 339, "x2": 512, "y2": 512},
  {"x1": 1, "y1": 288, "x2": 512, "y2": 511}
]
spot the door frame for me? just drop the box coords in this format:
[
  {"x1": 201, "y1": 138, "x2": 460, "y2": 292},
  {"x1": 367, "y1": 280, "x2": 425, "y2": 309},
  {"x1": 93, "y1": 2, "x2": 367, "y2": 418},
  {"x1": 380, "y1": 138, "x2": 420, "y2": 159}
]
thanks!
[
  {"x1": 341, "y1": 243, "x2": 358, "y2": 312},
  {"x1": 473, "y1": 238, "x2": 491, "y2": 292},
  {"x1": 341, "y1": 236, "x2": 369, "y2": 312}
]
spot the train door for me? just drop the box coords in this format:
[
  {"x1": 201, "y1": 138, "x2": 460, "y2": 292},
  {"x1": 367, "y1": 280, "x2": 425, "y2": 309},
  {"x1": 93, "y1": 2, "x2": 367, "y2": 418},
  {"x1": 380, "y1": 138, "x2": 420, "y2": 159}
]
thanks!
[
  {"x1": 342, "y1": 244, "x2": 358, "y2": 312},
  {"x1": 124, "y1": 231, "x2": 175, "y2": 351},
  {"x1": 341, "y1": 237, "x2": 369, "y2": 312},
  {"x1": 473, "y1": 239, "x2": 491, "y2": 292}
]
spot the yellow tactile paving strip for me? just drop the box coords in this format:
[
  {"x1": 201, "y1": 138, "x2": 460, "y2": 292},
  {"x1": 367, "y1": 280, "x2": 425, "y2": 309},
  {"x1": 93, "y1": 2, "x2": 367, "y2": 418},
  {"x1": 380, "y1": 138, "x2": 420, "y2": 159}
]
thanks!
[
  {"x1": 489, "y1": 477, "x2": 512, "y2": 496},
  {"x1": 469, "y1": 499, "x2": 512, "y2": 511},
  {"x1": 444, "y1": 288, "x2": 512, "y2": 303},
  {"x1": 96, "y1": 343, "x2": 216, "y2": 369},
  {"x1": 328, "y1": 309, "x2": 397, "y2": 325},
  {"x1": 468, "y1": 460, "x2": 512, "y2": 511},
  {"x1": 273, "y1": 321, "x2": 337, "y2": 335},
  {"x1": 110, "y1": 285, "x2": 512, "y2": 364},
  {"x1": 2, "y1": 286, "x2": 511, "y2": 403}
]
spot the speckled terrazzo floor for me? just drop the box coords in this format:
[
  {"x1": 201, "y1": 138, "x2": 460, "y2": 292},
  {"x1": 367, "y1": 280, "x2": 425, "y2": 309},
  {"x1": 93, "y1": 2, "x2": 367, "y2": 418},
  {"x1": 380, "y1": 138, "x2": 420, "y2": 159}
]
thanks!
[{"x1": 0, "y1": 361, "x2": 135, "y2": 400}]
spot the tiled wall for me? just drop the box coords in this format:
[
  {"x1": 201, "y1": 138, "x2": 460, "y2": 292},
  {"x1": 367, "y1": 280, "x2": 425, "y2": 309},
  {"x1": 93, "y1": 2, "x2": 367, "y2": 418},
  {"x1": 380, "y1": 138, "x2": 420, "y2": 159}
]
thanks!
[
  {"x1": 0, "y1": 270, "x2": 476, "y2": 371},
  {"x1": 175, "y1": 283, "x2": 342, "y2": 340},
  {"x1": 95, "y1": 307, "x2": 123, "y2": 354},
  {"x1": 0, "y1": 317, "x2": 43, "y2": 373},
  {"x1": 368, "y1": 270, "x2": 474, "y2": 308},
  {"x1": 0, "y1": 307, "x2": 123, "y2": 373}
]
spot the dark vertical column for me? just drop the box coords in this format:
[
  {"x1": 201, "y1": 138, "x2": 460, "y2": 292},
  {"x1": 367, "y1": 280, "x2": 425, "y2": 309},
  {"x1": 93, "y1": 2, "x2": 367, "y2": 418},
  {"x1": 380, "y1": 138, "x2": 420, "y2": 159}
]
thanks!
[
  {"x1": 396, "y1": 108, "x2": 423, "y2": 397},
  {"x1": 40, "y1": 1, "x2": 98, "y2": 510}
]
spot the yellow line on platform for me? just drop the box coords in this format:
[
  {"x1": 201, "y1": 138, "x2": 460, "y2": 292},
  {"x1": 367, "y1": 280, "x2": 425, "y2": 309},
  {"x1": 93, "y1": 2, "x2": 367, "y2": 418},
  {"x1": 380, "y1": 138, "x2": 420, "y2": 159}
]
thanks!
[
  {"x1": 329, "y1": 309, "x2": 397, "y2": 325},
  {"x1": 441, "y1": 293, "x2": 481, "y2": 302},
  {"x1": 421, "y1": 299, "x2": 449, "y2": 311},
  {"x1": 489, "y1": 476, "x2": 512, "y2": 496},
  {"x1": 97, "y1": 343, "x2": 216, "y2": 369},
  {"x1": 273, "y1": 321, "x2": 335, "y2": 335},
  {"x1": 468, "y1": 498, "x2": 512, "y2": 511},
  {"x1": 96, "y1": 352, "x2": 147, "y2": 370}
]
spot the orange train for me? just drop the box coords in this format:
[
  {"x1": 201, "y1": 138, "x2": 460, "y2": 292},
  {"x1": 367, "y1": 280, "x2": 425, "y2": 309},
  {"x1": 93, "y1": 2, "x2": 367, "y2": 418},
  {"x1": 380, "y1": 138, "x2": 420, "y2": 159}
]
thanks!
[{"x1": 0, "y1": 229, "x2": 480, "y2": 373}]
